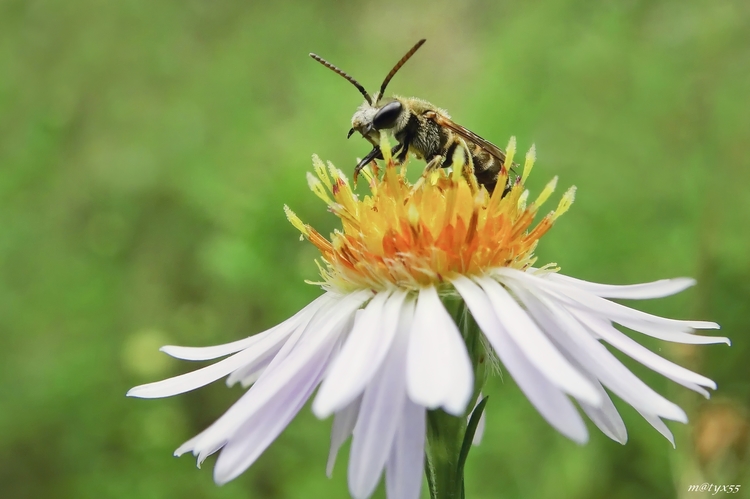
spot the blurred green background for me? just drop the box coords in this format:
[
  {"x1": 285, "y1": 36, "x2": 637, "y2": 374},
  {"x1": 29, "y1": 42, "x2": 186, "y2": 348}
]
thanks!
[{"x1": 2, "y1": 0, "x2": 749, "y2": 498}]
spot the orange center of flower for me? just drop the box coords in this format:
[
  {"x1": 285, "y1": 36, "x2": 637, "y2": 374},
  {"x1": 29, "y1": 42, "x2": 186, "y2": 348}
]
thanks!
[{"x1": 286, "y1": 135, "x2": 574, "y2": 293}]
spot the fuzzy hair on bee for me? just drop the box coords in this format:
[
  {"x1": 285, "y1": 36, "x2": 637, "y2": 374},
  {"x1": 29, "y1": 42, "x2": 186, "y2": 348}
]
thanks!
[{"x1": 310, "y1": 39, "x2": 515, "y2": 194}]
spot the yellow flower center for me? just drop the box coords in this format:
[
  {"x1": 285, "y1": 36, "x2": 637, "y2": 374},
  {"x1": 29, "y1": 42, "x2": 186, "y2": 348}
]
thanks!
[{"x1": 286, "y1": 135, "x2": 575, "y2": 293}]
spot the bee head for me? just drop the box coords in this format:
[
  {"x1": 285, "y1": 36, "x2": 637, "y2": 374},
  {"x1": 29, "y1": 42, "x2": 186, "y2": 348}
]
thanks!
[
  {"x1": 350, "y1": 99, "x2": 406, "y2": 146},
  {"x1": 310, "y1": 39, "x2": 425, "y2": 144}
]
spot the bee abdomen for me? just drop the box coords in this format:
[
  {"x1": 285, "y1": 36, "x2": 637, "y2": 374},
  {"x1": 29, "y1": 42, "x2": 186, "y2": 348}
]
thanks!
[{"x1": 470, "y1": 145, "x2": 500, "y2": 193}]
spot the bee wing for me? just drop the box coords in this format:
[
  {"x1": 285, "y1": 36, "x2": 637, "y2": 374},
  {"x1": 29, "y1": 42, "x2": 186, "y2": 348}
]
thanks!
[{"x1": 425, "y1": 111, "x2": 511, "y2": 167}]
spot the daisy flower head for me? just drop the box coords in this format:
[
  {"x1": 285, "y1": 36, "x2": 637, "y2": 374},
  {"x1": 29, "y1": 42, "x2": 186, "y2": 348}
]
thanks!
[{"x1": 128, "y1": 133, "x2": 728, "y2": 499}]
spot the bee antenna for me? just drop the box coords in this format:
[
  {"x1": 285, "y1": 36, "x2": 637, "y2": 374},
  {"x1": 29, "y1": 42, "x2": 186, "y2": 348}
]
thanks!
[
  {"x1": 310, "y1": 53, "x2": 372, "y2": 105},
  {"x1": 377, "y1": 39, "x2": 426, "y2": 102}
]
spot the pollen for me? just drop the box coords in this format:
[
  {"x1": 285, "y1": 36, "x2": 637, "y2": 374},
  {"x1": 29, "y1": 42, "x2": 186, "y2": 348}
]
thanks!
[{"x1": 290, "y1": 137, "x2": 574, "y2": 293}]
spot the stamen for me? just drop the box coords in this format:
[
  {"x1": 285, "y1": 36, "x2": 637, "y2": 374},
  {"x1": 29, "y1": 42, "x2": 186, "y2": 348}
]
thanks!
[
  {"x1": 307, "y1": 172, "x2": 335, "y2": 205},
  {"x1": 289, "y1": 139, "x2": 573, "y2": 292},
  {"x1": 533, "y1": 176, "x2": 558, "y2": 208},
  {"x1": 408, "y1": 204, "x2": 420, "y2": 230},
  {"x1": 503, "y1": 136, "x2": 516, "y2": 173},
  {"x1": 521, "y1": 144, "x2": 536, "y2": 184},
  {"x1": 380, "y1": 131, "x2": 393, "y2": 164},
  {"x1": 517, "y1": 190, "x2": 529, "y2": 211},
  {"x1": 451, "y1": 145, "x2": 464, "y2": 182},
  {"x1": 284, "y1": 205, "x2": 309, "y2": 238},
  {"x1": 551, "y1": 186, "x2": 576, "y2": 221},
  {"x1": 312, "y1": 154, "x2": 332, "y2": 191}
]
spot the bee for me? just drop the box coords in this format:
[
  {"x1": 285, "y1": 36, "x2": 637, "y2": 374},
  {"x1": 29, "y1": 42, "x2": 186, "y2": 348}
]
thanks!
[{"x1": 310, "y1": 39, "x2": 514, "y2": 194}]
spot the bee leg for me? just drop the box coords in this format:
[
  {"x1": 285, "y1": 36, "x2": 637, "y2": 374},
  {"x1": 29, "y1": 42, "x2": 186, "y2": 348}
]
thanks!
[
  {"x1": 447, "y1": 140, "x2": 479, "y2": 194},
  {"x1": 353, "y1": 143, "x2": 407, "y2": 185},
  {"x1": 425, "y1": 154, "x2": 445, "y2": 172},
  {"x1": 394, "y1": 139, "x2": 409, "y2": 164},
  {"x1": 409, "y1": 154, "x2": 444, "y2": 196},
  {"x1": 500, "y1": 177, "x2": 512, "y2": 197},
  {"x1": 390, "y1": 143, "x2": 405, "y2": 163},
  {"x1": 458, "y1": 144, "x2": 479, "y2": 194},
  {"x1": 354, "y1": 145, "x2": 383, "y2": 183},
  {"x1": 354, "y1": 143, "x2": 406, "y2": 172}
]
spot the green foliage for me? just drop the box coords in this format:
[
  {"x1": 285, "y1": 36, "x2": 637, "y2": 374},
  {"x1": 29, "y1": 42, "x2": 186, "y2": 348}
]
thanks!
[{"x1": 1, "y1": 0, "x2": 748, "y2": 498}]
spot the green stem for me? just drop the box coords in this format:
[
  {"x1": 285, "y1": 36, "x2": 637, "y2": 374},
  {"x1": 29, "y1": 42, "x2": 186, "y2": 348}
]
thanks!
[
  {"x1": 425, "y1": 298, "x2": 489, "y2": 499},
  {"x1": 426, "y1": 409, "x2": 466, "y2": 499}
]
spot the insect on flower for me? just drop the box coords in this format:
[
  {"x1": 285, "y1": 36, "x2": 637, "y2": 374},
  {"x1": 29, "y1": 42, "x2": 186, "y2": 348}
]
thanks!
[
  {"x1": 128, "y1": 140, "x2": 728, "y2": 499},
  {"x1": 310, "y1": 39, "x2": 516, "y2": 194}
]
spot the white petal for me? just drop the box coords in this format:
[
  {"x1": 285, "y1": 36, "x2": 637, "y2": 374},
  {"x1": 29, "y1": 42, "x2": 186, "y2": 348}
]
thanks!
[
  {"x1": 636, "y1": 409, "x2": 675, "y2": 447},
  {"x1": 327, "y1": 396, "x2": 362, "y2": 478},
  {"x1": 161, "y1": 294, "x2": 332, "y2": 360},
  {"x1": 262, "y1": 290, "x2": 370, "y2": 375},
  {"x1": 575, "y1": 377, "x2": 628, "y2": 444},
  {"x1": 189, "y1": 292, "x2": 368, "y2": 464},
  {"x1": 505, "y1": 348, "x2": 589, "y2": 444},
  {"x1": 386, "y1": 399, "x2": 425, "y2": 499},
  {"x1": 544, "y1": 272, "x2": 696, "y2": 300},
  {"x1": 228, "y1": 354, "x2": 274, "y2": 388},
  {"x1": 471, "y1": 276, "x2": 600, "y2": 405},
  {"x1": 348, "y1": 298, "x2": 413, "y2": 499},
  {"x1": 496, "y1": 288, "x2": 629, "y2": 444},
  {"x1": 497, "y1": 267, "x2": 720, "y2": 332},
  {"x1": 314, "y1": 289, "x2": 407, "y2": 418},
  {"x1": 571, "y1": 309, "x2": 717, "y2": 391},
  {"x1": 508, "y1": 269, "x2": 729, "y2": 345},
  {"x1": 128, "y1": 295, "x2": 333, "y2": 399},
  {"x1": 514, "y1": 285, "x2": 688, "y2": 423},
  {"x1": 161, "y1": 336, "x2": 264, "y2": 362},
  {"x1": 452, "y1": 276, "x2": 587, "y2": 443},
  {"x1": 175, "y1": 426, "x2": 211, "y2": 459},
  {"x1": 407, "y1": 286, "x2": 473, "y2": 416},
  {"x1": 611, "y1": 319, "x2": 730, "y2": 345},
  {"x1": 127, "y1": 333, "x2": 289, "y2": 399},
  {"x1": 213, "y1": 344, "x2": 332, "y2": 484}
]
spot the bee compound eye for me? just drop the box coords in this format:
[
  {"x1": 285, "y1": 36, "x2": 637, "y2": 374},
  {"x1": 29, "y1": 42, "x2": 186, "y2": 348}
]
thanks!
[{"x1": 372, "y1": 101, "x2": 402, "y2": 130}]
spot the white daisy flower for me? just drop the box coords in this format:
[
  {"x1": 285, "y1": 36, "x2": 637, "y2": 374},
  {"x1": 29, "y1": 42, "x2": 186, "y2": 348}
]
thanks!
[{"x1": 128, "y1": 136, "x2": 727, "y2": 499}]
